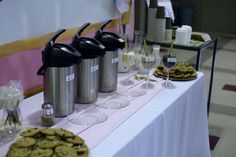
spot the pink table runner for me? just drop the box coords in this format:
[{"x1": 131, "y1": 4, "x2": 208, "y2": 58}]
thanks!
[
  {"x1": 50, "y1": 72, "x2": 164, "y2": 149},
  {"x1": 0, "y1": 72, "x2": 164, "y2": 155}
]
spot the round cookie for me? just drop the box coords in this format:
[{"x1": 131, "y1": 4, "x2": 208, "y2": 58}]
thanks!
[
  {"x1": 55, "y1": 128, "x2": 75, "y2": 138},
  {"x1": 78, "y1": 153, "x2": 89, "y2": 157},
  {"x1": 46, "y1": 135, "x2": 61, "y2": 141},
  {"x1": 73, "y1": 145, "x2": 88, "y2": 155},
  {"x1": 30, "y1": 148, "x2": 53, "y2": 157},
  {"x1": 7, "y1": 147, "x2": 32, "y2": 157},
  {"x1": 40, "y1": 128, "x2": 56, "y2": 136},
  {"x1": 20, "y1": 128, "x2": 40, "y2": 137},
  {"x1": 14, "y1": 137, "x2": 37, "y2": 148},
  {"x1": 37, "y1": 139, "x2": 61, "y2": 149},
  {"x1": 55, "y1": 145, "x2": 78, "y2": 157},
  {"x1": 66, "y1": 136, "x2": 84, "y2": 145},
  {"x1": 60, "y1": 141, "x2": 74, "y2": 147}
]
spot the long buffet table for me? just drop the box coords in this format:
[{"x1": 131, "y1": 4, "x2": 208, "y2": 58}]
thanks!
[{"x1": 0, "y1": 72, "x2": 210, "y2": 157}]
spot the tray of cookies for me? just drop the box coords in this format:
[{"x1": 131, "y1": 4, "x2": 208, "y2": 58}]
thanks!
[
  {"x1": 6, "y1": 128, "x2": 88, "y2": 157},
  {"x1": 154, "y1": 63, "x2": 197, "y2": 81}
]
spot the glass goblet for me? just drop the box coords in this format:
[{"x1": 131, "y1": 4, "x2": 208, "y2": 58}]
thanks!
[
  {"x1": 120, "y1": 49, "x2": 136, "y2": 86},
  {"x1": 162, "y1": 53, "x2": 177, "y2": 88},
  {"x1": 140, "y1": 47, "x2": 156, "y2": 89}
]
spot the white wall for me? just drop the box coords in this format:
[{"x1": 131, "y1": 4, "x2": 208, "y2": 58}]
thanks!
[{"x1": 0, "y1": 0, "x2": 120, "y2": 45}]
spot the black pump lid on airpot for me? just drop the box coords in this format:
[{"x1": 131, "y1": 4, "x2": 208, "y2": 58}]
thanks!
[
  {"x1": 37, "y1": 29, "x2": 82, "y2": 75},
  {"x1": 71, "y1": 23, "x2": 105, "y2": 59},
  {"x1": 95, "y1": 20, "x2": 125, "y2": 51}
]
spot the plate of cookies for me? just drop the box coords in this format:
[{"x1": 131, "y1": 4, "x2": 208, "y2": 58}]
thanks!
[
  {"x1": 154, "y1": 62, "x2": 197, "y2": 81},
  {"x1": 6, "y1": 128, "x2": 88, "y2": 157}
]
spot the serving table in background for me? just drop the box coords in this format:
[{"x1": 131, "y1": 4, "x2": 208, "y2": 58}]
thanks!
[{"x1": 0, "y1": 72, "x2": 210, "y2": 157}]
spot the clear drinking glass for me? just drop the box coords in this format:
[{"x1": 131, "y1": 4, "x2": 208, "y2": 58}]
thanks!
[
  {"x1": 120, "y1": 48, "x2": 136, "y2": 86},
  {"x1": 4, "y1": 81, "x2": 23, "y2": 135},
  {"x1": 140, "y1": 46, "x2": 156, "y2": 89},
  {"x1": 133, "y1": 31, "x2": 143, "y2": 54},
  {"x1": 119, "y1": 48, "x2": 147, "y2": 97},
  {"x1": 3, "y1": 107, "x2": 22, "y2": 134},
  {"x1": 133, "y1": 31, "x2": 142, "y2": 68},
  {"x1": 0, "y1": 81, "x2": 23, "y2": 144},
  {"x1": 162, "y1": 53, "x2": 177, "y2": 88}
]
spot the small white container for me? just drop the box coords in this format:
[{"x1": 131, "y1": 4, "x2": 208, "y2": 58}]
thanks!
[
  {"x1": 182, "y1": 25, "x2": 192, "y2": 44},
  {"x1": 175, "y1": 27, "x2": 188, "y2": 45}
]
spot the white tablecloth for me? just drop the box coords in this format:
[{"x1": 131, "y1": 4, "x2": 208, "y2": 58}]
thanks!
[
  {"x1": 90, "y1": 72, "x2": 210, "y2": 157},
  {"x1": 0, "y1": 72, "x2": 210, "y2": 157}
]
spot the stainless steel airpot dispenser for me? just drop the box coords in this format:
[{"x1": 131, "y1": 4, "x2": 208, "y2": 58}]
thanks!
[
  {"x1": 71, "y1": 23, "x2": 105, "y2": 104},
  {"x1": 95, "y1": 20, "x2": 125, "y2": 92},
  {"x1": 37, "y1": 29, "x2": 81, "y2": 117}
]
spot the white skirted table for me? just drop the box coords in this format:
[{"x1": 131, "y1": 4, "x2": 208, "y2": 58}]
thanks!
[
  {"x1": 0, "y1": 72, "x2": 210, "y2": 157},
  {"x1": 90, "y1": 72, "x2": 210, "y2": 157}
]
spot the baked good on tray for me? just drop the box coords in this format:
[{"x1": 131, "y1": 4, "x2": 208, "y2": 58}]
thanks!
[
  {"x1": 154, "y1": 62, "x2": 197, "y2": 80},
  {"x1": 7, "y1": 128, "x2": 88, "y2": 157}
]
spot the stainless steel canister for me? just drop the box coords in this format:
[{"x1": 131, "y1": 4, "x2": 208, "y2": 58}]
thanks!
[
  {"x1": 75, "y1": 58, "x2": 99, "y2": 103},
  {"x1": 98, "y1": 50, "x2": 118, "y2": 92},
  {"x1": 44, "y1": 66, "x2": 75, "y2": 117}
]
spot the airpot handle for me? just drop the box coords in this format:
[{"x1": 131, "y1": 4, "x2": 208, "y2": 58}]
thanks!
[
  {"x1": 74, "y1": 23, "x2": 91, "y2": 39},
  {"x1": 96, "y1": 19, "x2": 112, "y2": 33},
  {"x1": 46, "y1": 29, "x2": 66, "y2": 48},
  {"x1": 37, "y1": 29, "x2": 67, "y2": 76}
]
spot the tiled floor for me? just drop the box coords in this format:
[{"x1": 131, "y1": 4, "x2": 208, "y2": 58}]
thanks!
[{"x1": 174, "y1": 36, "x2": 236, "y2": 156}]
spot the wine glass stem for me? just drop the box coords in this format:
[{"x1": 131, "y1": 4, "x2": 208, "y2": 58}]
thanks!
[
  {"x1": 126, "y1": 66, "x2": 132, "y2": 84},
  {"x1": 166, "y1": 69, "x2": 170, "y2": 84},
  {"x1": 146, "y1": 70, "x2": 150, "y2": 88}
]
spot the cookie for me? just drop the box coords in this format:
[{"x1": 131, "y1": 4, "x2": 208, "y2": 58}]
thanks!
[
  {"x1": 40, "y1": 128, "x2": 56, "y2": 136},
  {"x1": 78, "y1": 153, "x2": 89, "y2": 157},
  {"x1": 30, "y1": 148, "x2": 53, "y2": 157},
  {"x1": 55, "y1": 145, "x2": 77, "y2": 157},
  {"x1": 20, "y1": 128, "x2": 40, "y2": 137},
  {"x1": 7, "y1": 147, "x2": 32, "y2": 157},
  {"x1": 73, "y1": 145, "x2": 88, "y2": 154},
  {"x1": 37, "y1": 139, "x2": 61, "y2": 149},
  {"x1": 55, "y1": 128, "x2": 75, "y2": 138},
  {"x1": 66, "y1": 136, "x2": 84, "y2": 145},
  {"x1": 60, "y1": 141, "x2": 74, "y2": 147},
  {"x1": 183, "y1": 73, "x2": 191, "y2": 78},
  {"x1": 46, "y1": 135, "x2": 61, "y2": 141},
  {"x1": 14, "y1": 137, "x2": 37, "y2": 148}
]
